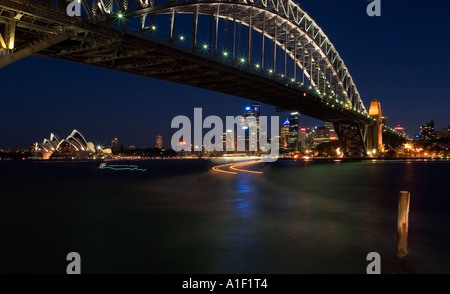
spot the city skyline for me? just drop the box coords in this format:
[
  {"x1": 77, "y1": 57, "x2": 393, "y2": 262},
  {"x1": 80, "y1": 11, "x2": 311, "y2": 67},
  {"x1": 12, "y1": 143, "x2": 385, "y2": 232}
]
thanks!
[
  {"x1": 7, "y1": 102, "x2": 449, "y2": 150},
  {"x1": 1, "y1": 1, "x2": 449, "y2": 148}
]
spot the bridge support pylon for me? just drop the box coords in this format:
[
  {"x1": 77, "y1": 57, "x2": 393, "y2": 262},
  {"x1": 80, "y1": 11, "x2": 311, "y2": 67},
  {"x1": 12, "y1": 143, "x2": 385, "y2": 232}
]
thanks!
[
  {"x1": 366, "y1": 99, "x2": 384, "y2": 156},
  {"x1": 333, "y1": 122, "x2": 367, "y2": 158}
]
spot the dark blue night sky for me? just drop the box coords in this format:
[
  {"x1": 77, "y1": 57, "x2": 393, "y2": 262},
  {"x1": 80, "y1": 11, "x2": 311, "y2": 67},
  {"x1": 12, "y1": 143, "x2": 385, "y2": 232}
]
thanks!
[{"x1": 1, "y1": 0, "x2": 449, "y2": 149}]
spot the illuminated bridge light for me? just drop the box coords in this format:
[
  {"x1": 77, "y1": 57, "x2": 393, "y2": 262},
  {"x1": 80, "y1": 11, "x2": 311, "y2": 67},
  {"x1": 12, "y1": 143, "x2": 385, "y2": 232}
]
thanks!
[
  {"x1": 151, "y1": 25, "x2": 156, "y2": 31},
  {"x1": 268, "y1": 69, "x2": 273, "y2": 73},
  {"x1": 202, "y1": 44, "x2": 209, "y2": 50},
  {"x1": 222, "y1": 51, "x2": 228, "y2": 57},
  {"x1": 255, "y1": 64, "x2": 260, "y2": 68},
  {"x1": 117, "y1": 12, "x2": 124, "y2": 19},
  {"x1": 239, "y1": 58, "x2": 246, "y2": 64},
  {"x1": 179, "y1": 35, "x2": 185, "y2": 41}
]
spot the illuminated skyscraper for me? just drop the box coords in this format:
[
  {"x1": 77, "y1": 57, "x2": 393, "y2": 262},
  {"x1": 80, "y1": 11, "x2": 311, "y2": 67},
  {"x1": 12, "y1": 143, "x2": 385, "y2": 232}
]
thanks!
[
  {"x1": 224, "y1": 129, "x2": 236, "y2": 152},
  {"x1": 280, "y1": 119, "x2": 290, "y2": 149},
  {"x1": 299, "y1": 127, "x2": 307, "y2": 149},
  {"x1": 288, "y1": 112, "x2": 300, "y2": 151},
  {"x1": 156, "y1": 135, "x2": 163, "y2": 149},
  {"x1": 244, "y1": 103, "x2": 261, "y2": 119},
  {"x1": 243, "y1": 103, "x2": 261, "y2": 153}
]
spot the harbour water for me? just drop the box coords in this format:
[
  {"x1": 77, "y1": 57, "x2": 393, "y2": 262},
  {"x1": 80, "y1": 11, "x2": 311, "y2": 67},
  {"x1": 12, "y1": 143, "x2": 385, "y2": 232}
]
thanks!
[{"x1": 0, "y1": 158, "x2": 449, "y2": 274}]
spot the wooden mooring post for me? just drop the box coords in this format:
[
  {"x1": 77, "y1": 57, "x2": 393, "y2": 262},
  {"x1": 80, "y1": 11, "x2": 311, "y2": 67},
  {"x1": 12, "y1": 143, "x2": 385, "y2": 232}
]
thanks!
[{"x1": 396, "y1": 191, "x2": 410, "y2": 258}]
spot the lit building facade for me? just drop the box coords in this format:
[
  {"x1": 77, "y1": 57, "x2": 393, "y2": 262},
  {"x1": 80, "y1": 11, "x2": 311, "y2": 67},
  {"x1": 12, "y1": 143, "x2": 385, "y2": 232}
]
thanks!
[
  {"x1": 311, "y1": 126, "x2": 331, "y2": 147},
  {"x1": 394, "y1": 125, "x2": 407, "y2": 137},
  {"x1": 304, "y1": 124, "x2": 338, "y2": 149}
]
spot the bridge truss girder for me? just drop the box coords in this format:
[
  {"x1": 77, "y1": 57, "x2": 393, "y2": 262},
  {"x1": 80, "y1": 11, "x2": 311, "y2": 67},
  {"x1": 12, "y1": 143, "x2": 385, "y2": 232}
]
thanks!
[
  {"x1": 129, "y1": 1, "x2": 367, "y2": 113},
  {"x1": 19, "y1": 0, "x2": 366, "y2": 113}
]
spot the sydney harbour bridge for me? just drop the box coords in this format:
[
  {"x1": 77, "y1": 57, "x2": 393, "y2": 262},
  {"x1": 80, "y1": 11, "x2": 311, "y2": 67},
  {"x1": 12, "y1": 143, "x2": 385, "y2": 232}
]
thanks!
[{"x1": 0, "y1": 0, "x2": 404, "y2": 157}]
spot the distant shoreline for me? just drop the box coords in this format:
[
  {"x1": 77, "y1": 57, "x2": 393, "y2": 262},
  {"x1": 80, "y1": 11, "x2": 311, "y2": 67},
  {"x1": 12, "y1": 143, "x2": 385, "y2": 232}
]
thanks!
[{"x1": 3, "y1": 156, "x2": 449, "y2": 162}]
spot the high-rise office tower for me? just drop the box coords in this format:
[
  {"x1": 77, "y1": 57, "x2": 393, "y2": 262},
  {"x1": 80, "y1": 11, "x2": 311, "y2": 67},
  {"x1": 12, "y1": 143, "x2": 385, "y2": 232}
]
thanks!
[{"x1": 155, "y1": 135, "x2": 163, "y2": 149}]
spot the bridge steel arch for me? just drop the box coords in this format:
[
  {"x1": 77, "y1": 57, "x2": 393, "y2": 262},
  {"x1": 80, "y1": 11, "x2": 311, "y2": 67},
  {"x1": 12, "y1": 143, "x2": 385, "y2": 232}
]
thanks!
[
  {"x1": 129, "y1": 0, "x2": 367, "y2": 114},
  {"x1": 0, "y1": 0, "x2": 405, "y2": 157}
]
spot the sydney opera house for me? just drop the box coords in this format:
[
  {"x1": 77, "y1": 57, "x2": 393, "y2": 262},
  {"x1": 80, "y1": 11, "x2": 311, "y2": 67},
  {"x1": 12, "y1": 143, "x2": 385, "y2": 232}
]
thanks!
[{"x1": 33, "y1": 129, "x2": 111, "y2": 160}]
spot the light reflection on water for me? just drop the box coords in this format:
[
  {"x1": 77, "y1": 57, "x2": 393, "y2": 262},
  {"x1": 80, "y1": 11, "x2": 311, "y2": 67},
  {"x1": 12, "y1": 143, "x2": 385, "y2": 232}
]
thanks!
[{"x1": 0, "y1": 159, "x2": 449, "y2": 273}]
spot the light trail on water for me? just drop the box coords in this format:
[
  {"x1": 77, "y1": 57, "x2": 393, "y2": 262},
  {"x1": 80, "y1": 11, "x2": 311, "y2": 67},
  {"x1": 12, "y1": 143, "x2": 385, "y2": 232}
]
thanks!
[{"x1": 211, "y1": 160, "x2": 263, "y2": 175}]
